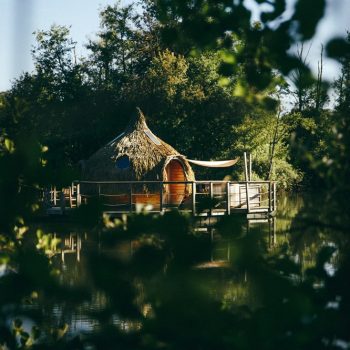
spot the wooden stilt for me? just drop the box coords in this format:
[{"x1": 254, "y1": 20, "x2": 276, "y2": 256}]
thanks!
[
  {"x1": 76, "y1": 183, "x2": 81, "y2": 207},
  {"x1": 160, "y1": 183, "x2": 163, "y2": 212},
  {"x1": 249, "y1": 153, "x2": 252, "y2": 181},
  {"x1": 192, "y1": 182, "x2": 196, "y2": 216},
  {"x1": 226, "y1": 182, "x2": 231, "y2": 215},
  {"x1": 244, "y1": 153, "x2": 250, "y2": 213},
  {"x1": 210, "y1": 182, "x2": 213, "y2": 216}
]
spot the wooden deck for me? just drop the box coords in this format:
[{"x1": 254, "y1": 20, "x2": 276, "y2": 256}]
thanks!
[{"x1": 45, "y1": 180, "x2": 277, "y2": 219}]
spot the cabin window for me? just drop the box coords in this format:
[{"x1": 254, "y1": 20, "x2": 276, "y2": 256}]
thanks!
[{"x1": 115, "y1": 155, "x2": 130, "y2": 169}]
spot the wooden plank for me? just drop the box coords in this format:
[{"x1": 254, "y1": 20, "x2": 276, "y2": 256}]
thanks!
[
  {"x1": 249, "y1": 153, "x2": 252, "y2": 181},
  {"x1": 160, "y1": 183, "x2": 163, "y2": 212},
  {"x1": 226, "y1": 182, "x2": 231, "y2": 215},
  {"x1": 77, "y1": 180, "x2": 275, "y2": 185},
  {"x1": 243, "y1": 153, "x2": 250, "y2": 213},
  {"x1": 76, "y1": 183, "x2": 81, "y2": 207},
  {"x1": 53, "y1": 186, "x2": 57, "y2": 206},
  {"x1": 210, "y1": 182, "x2": 213, "y2": 216},
  {"x1": 69, "y1": 186, "x2": 72, "y2": 208},
  {"x1": 70, "y1": 179, "x2": 275, "y2": 217},
  {"x1": 192, "y1": 182, "x2": 196, "y2": 216}
]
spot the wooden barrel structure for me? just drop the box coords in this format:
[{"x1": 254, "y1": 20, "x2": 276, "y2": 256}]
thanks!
[{"x1": 165, "y1": 159, "x2": 187, "y2": 205}]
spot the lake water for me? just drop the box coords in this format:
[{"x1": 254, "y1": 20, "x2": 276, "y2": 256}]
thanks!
[{"x1": 34, "y1": 193, "x2": 341, "y2": 337}]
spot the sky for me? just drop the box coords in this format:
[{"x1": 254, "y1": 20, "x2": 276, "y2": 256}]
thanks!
[
  {"x1": 0, "y1": 0, "x2": 128, "y2": 91},
  {"x1": 0, "y1": 0, "x2": 349, "y2": 92}
]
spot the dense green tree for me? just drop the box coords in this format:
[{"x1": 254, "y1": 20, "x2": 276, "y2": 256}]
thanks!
[
  {"x1": 125, "y1": 50, "x2": 246, "y2": 169},
  {"x1": 278, "y1": 44, "x2": 331, "y2": 187},
  {"x1": 0, "y1": 26, "x2": 106, "y2": 183},
  {"x1": 86, "y1": 2, "x2": 139, "y2": 87},
  {"x1": 3, "y1": 2, "x2": 350, "y2": 350},
  {"x1": 228, "y1": 109, "x2": 302, "y2": 188},
  {"x1": 150, "y1": 0, "x2": 333, "y2": 99},
  {"x1": 324, "y1": 32, "x2": 350, "y2": 218},
  {"x1": 0, "y1": 1, "x2": 313, "y2": 189},
  {"x1": 334, "y1": 33, "x2": 350, "y2": 114}
]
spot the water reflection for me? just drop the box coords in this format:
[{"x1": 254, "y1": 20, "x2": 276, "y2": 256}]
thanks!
[
  {"x1": 39, "y1": 194, "x2": 341, "y2": 336},
  {"x1": 60, "y1": 233, "x2": 83, "y2": 263},
  {"x1": 51, "y1": 194, "x2": 304, "y2": 265}
]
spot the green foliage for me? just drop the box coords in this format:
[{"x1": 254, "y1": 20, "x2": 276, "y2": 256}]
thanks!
[
  {"x1": 1, "y1": 4, "x2": 350, "y2": 349},
  {"x1": 36, "y1": 230, "x2": 61, "y2": 257},
  {"x1": 0, "y1": 2, "x2": 303, "y2": 188},
  {"x1": 32, "y1": 25, "x2": 77, "y2": 85},
  {"x1": 228, "y1": 111, "x2": 302, "y2": 188},
  {"x1": 128, "y1": 49, "x2": 246, "y2": 164},
  {"x1": 152, "y1": 0, "x2": 327, "y2": 97},
  {"x1": 1, "y1": 133, "x2": 349, "y2": 349},
  {"x1": 86, "y1": 2, "x2": 139, "y2": 85}
]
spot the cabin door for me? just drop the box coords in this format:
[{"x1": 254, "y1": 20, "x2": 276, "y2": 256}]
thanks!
[{"x1": 165, "y1": 159, "x2": 186, "y2": 205}]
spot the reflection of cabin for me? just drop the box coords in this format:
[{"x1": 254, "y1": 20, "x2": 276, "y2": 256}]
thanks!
[{"x1": 82, "y1": 108, "x2": 194, "y2": 207}]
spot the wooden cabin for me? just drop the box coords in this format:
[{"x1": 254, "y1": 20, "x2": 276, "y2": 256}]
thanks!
[
  {"x1": 81, "y1": 108, "x2": 195, "y2": 209},
  {"x1": 45, "y1": 109, "x2": 277, "y2": 218}
]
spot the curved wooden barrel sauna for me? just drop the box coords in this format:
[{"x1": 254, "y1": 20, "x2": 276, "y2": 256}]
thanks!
[{"x1": 165, "y1": 159, "x2": 187, "y2": 205}]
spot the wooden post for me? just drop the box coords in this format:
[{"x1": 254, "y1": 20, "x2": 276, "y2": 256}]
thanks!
[
  {"x1": 159, "y1": 182, "x2": 163, "y2": 212},
  {"x1": 53, "y1": 186, "x2": 57, "y2": 206},
  {"x1": 129, "y1": 183, "x2": 133, "y2": 212},
  {"x1": 249, "y1": 153, "x2": 252, "y2": 181},
  {"x1": 77, "y1": 234, "x2": 81, "y2": 262},
  {"x1": 98, "y1": 183, "x2": 101, "y2": 199},
  {"x1": 273, "y1": 182, "x2": 277, "y2": 212},
  {"x1": 69, "y1": 186, "x2": 72, "y2": 208},
  {"x1": 245, "y1": 183, "x2": 250, "y2": 212},
  {"x1": 243, "y1": 152, "x2": 249, "y2": 181},
  {"x1": 226, "y1": 182, "x2": 231, "y2": 215},
  {"x1": 268, "y1": 182, "x2": 272, "y2": 212},
  {"x1": 76, "y1": 183, "x2": 81, "y2": 207},
  {"x1": 210, "y1": 182, "x2": 213, "y2": 216},
  {"x1": 243, "y1": 153, "x2": 250, "y2": 212},
  {"x1": 191, "y1": 182, "x2": 196, "y2": 216}
]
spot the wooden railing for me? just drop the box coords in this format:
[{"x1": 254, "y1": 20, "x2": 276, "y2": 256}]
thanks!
[{"x1": 45, "y1": 180, "x2": 277, "y2": 216}]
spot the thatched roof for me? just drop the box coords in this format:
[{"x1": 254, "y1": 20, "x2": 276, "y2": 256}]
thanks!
[{"x1": 83, "y1": 108, "x2": 195, "y2": 182}]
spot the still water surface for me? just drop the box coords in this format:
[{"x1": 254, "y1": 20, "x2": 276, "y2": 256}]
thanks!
[{"x1": 37, "y1": 194, "x2": 339, "y2": 336}]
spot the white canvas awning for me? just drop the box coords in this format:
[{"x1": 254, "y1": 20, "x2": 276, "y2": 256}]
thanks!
[{"x1": 187, "y1": 158, "x2": 239, "y2": 168}]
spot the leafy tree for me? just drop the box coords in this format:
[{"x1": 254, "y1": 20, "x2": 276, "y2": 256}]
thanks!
[
  {"x1": 334, "y1": 32, "x2": 350, "y2": 115},
  {"x1": 2, "y1": 2, "x2": 350, "y2": 350},
  {"x1": 151, "y1": 0, "x2": 333, "y2": 101},
  {"x1": 228, "y1": 109, "x2": 302, "y2": 188},
  {"x1": 126, "y1": 50, "x2": 249, "y2": 172},
  {"x1": 86, "y1": 2, "x2": 139, "y2": 87},
  {"x1": 32, "y1": 25, "x2": 79, "y2": 98},
  {"x1": 324, "y1": 31, "x2": 350, "y2": 220}
]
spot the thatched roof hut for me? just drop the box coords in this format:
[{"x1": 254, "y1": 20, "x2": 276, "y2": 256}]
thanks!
[
  {"x1": 83, "y1": 108, "x2": 194, "y2": 206},
  {"x1": 83, "y1": 108, "x2": 195, "y2": 183}
]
